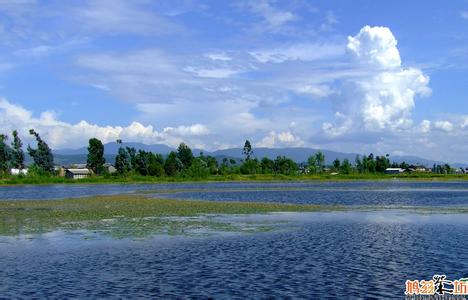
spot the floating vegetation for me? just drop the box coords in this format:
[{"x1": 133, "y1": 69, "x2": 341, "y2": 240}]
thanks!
[{"x1": 0, "y1": 194, "x2": 340, "y2": 238}]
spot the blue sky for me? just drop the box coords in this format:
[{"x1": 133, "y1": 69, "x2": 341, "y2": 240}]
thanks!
[{"x1": 0, "y1": 0, "x2": 468, "y2": 162}]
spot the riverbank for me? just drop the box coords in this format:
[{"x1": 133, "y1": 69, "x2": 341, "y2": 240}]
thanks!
[{"x1": 1, "y1": 172, "x2": 468, "y2": 185}]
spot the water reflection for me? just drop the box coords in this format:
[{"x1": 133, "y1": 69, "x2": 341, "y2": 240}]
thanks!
[{"x1": 2, "y1": 210, "x2": 468, "y2": 298}]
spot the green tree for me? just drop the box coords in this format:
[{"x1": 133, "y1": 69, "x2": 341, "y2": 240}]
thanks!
[
  {"x1": 332, "y1": 158, "x2": 341, "y2": 171},
  {"x1": 115, "y1": 140, "x2": 131, "y2": 175},
  {"x1": 87, "y1": 138, "x2": 105, "y2": 175},
  {"x1": 240, "y1": 158, "x2": 260, "y2": 174},
  {"x1": 0, "y1": 134, "x2": 11, "y2": 175},
  {"x1": 273, "y1": 156, "x2": 298, "y2": 175},
  {"x1": 177, "y1": 143, "x2": 194, "y2": 169},
  {"x1": 242, "y1": 140, "x2": 253, "y2": 161},
  {"x1": 355, "y1": 155, "x2": 364, "y2": 173},
  {"x1": 307, "y1": 155, "x2": 317, "y2": 174},
  {"x1": 27, "y1": 129, "x2": 54, "y2": 174},
  {"x1": 126, "y1": 147, "x2": 137, "y2": 170},
  {"x1": 10, "y1": 130, "x2": 25, "y2": 169},
  {"x1": 148, "y1": 153, "x2": 165, "y2": 176},
  {"x1": 341, "y1": 159, "x2": 352, "y2": 174},
  {"x1": 260, "y1": 157, "x2": 274, "y2": 174},
  {"x1": 164, "y1": 151, "x2": 183, "y2": 176},
  {"x1": 315, "y1": 151, "x2": 325, "y2": 173},
  {"x1": 186, "y1": 157, "x2": 210, "y2": 178}
]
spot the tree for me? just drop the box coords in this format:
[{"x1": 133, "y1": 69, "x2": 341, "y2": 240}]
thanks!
[
  {"x1": 164, "y1": 151, "x2": 183, "y2": 176},
  {"x1": 240, "y1": 158, "x2": 260, "y2": 174},
  {"x1": 27, "y1": 129, "x2": 54, "y2": 174},
  {"x1": 315, "y1": 151, "x2": 325, "y2": 173},
  {"x1": 332, "y1": 158, "x2": 341, "y2": 171},
  {"x1": 87, "y1": 138, "x2": 105, "y2": 175},
  {"x1": 260, "y1": 157, "x2": 274, "y2": 174},
  {"x1": 355, "y1": 155, "x2": 364, "y2": 173},
  {"x1": 242, "y1": 140, "x2": 253, "y2": 161},
  {"x1": 341, "y1": 159, "x2": 352, "y2": 174},
  {"x1": 307, "y1": 155, "x2": 317, "y2": 174},
  {"x1": 115, "y1": 141, "x2": 131, "y2": 175},
  {"x1": 177, "y1": 143, "x2": 194, "y2": 169},
  {"x1": 0, "y1": 134, "x2": 11, "y2": 175},
  {"x1": 186, "y1": 157, "x2": 210, "y2": 178},
  {"x1": 126, "y1": 147, "x2": 137, "y2": 170},
  {"x1": 10, "y1": 130, "x2": 24, "y2": 169},
  {"x1": 273, "y1": 156, "x2": 298, "y2": 175}
]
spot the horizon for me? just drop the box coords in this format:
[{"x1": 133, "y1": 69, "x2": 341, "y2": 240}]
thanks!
[{"x1": 0, "y1": 1, "x2": 467, "y2": 162}]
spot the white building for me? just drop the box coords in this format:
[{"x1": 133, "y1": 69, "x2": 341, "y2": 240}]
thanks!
[
  {"x1": 65, "y1": 168, "x2": 92, "y2": 179},
  {"x1": 385, "y1": 168, "x2": 405, "y2": 174},
  {"x1": 10, "y1": 168, "x2": 28, "y2": 176}
]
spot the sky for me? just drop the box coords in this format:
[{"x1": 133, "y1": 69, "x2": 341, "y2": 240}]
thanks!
[{"x1": 0, "y1": 0, "x2": 468, "y2": 163}]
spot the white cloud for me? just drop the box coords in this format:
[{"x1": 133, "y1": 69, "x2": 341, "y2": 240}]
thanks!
[
  {"x1": 347, "y1": 25, "x2": 401, "y2": 69},
  {"x1": 323, "y1": 25, "x2": 431, "y2": 135},
  {"x1": 205, "y1": 52, "x2": 232, "y2": 61},
  {"x1": 434, "y1": 120, "x2": 454, "y2": 132},
  {"x1": 257, "y1": 131, "x2": 304, "y2": 147},
  {"x1": 249, "y1": 43, "x2": 343, "y2": 63},
  {"x1": 183, "y1": 66, "x2": 240, "y2": 78},
  {"x1": 0, "y1": 98, "x2": 209, "y2": 149},
  {"x1": 248, "y1": 0, "x2": 297, "y2": 29},
  {"x1": 74, "y1": 0, "x2": 181, "y2": 36},
  {"x1": 294, "y1": 84, "x2": 334, "y2": 98},
  {"x1": 419, "y1": 120, "x2": 431, "y2": 133}
]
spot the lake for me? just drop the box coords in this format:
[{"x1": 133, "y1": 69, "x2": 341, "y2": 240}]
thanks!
[{"x1": 1, "y1": 181, "x2": 468, "y2": 298}]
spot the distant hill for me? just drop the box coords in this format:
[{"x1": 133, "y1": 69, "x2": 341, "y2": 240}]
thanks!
[{"x1": 51, "y1": 143, "x2": 468, "y2": 168}]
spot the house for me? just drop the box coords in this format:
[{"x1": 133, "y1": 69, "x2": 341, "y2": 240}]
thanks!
[
  {"x1": 104, "y1": 163, "x2": 117, "y2": 174},
  {"x1": 65, "y1": 168, "x2": 92, "y2": 179},
  {"x1": 10, "y1": 168, "x2": 28, "y2": 176},
  {"x1": 385, "y1": 168, "x2": 405, "y2": 174}
]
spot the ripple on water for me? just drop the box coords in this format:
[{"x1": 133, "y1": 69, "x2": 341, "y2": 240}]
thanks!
[{"x1": 1, "y1": 210, "x2": 468, "y2": 298}]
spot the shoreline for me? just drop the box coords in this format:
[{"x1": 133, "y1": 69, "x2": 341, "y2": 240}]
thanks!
[{"x1": 1, "y1": 173, "x2": 468, "y2": 186}]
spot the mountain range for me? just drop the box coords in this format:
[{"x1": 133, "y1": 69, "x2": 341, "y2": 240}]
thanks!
[{"x1": 51, "y1": 142, "x2": 468, "y2": 168}]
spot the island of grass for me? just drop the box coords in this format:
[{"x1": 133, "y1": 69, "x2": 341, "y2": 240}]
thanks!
[{"x1": 0, "y1": 195, "x2": 342, "y2": 238}]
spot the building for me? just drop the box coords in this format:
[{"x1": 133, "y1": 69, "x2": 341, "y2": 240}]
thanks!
[
  {"x1": 104, "y1": 163, "x2": 117, "y2": 174},
  {"x1": 65, "y1": 168, "x2": 92, "y2": 179},
  {"x1": 385, "y1": 168, "x2": 405, "y2": 174},
  {"x1": 10, "y1": 168, "x2": 28, "y2": 176}
]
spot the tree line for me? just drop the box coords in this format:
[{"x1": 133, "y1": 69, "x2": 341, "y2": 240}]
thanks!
[{"x1": 0, "y1": 130, "x2": 459, "y2": 178}]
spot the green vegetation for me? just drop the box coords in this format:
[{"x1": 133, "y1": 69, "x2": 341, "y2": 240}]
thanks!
[
  {"x1": 86, "y1": 138, "x2": 105, "y2": 175},
  {"x1": 0, "y1": 194, "x2": 338, "y2": 237},
  {"x1": 27, "y1": 129, "x2": 54, "y2": 174},
  {"x1": 0, "y1": 131, "x2": 465, "y2": 184}
]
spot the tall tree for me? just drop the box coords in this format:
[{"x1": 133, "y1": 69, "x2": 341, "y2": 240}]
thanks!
[
  {"x1": 27, "y1": 129, "x2": 54, "y2": 174},
  {"x1": 242, "y1": 140, "x2": 253, "y2": 161},
  {"x1": 307, "y1": 155, "x2": 317, "y2": 174},
  {"x1": 332, "y1": 158, "x2": 341, "y2": 171},
  {"x1": 0, "y1": 134, "x2": 11, "y2": 175},
  {"x1": 87, "y1": 138, "x2": 105, "y2": 175},
  {"x1": 114, "y1": 140, "x2": 130, "y2": 175},
  {"x1": 10, "y1": 130, "x2": 24, "y2": 169},
  {"x1": 164, "y1": 151, "x2": 183, "y2": 176},
  {"x1": 315, "y1": 151, "x2": 325, "y2": 173},
  {"x1": 115, "y1": 147, "x2": 130, "y2": 175},
  {"x1": 177, "y1": 143, "x2": 194, "y2": 169}
]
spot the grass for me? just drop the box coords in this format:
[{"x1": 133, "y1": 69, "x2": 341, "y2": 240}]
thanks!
[
  {"x1": 0, "y1": 194, "x2": 340, "y2": 237},
  {"x1": 1, "y1": 172, "x2": 468, "y2": 186}
]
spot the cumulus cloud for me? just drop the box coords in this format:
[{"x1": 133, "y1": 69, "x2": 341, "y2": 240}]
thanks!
[
  {"x1": 0, "y1": 98, "x2": 209, "y2": 149},
  {"x1": 323, "y1": 25, "x2": 431, "y2": 136},
  {"x1": 434, "y1": 120, "x2": 454, "y2": 132},
  {"x1": 257, "y1": 131, "x2": 304, "y2": 147}
]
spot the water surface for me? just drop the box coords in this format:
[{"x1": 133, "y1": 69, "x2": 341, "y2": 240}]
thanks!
[{"x1": 1, "y1": 210, "x2": 468, "y2": 298}]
